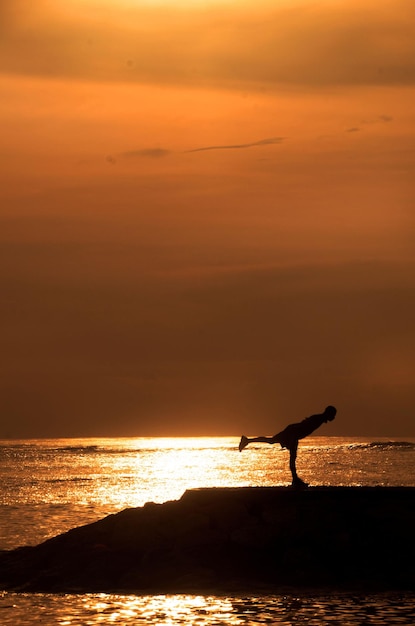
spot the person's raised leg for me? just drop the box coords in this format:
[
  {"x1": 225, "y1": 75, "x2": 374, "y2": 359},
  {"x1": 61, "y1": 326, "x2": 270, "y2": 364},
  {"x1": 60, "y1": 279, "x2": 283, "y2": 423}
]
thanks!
[{"x1": 239, "y1": 435, "x2": 277, "y2": 452}]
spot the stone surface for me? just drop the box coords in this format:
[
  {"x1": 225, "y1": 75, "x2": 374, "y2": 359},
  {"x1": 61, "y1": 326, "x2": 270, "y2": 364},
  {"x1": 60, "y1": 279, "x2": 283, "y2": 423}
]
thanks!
[{"x1": 0, "y1": 487, "x2": 413, "y2": 593}]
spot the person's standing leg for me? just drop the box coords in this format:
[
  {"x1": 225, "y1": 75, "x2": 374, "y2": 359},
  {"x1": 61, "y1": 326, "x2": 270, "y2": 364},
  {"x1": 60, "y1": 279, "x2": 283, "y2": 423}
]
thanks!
[
  {"x1": 289, "y1": 442, "x2": 299, "y2": 481},
  {"x1": 289, "y1": 442, "x2": 308, "y2": 488}
]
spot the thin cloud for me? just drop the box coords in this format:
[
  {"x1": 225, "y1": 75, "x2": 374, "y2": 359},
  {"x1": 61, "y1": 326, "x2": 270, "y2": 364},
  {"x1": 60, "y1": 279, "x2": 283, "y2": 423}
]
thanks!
[
  {"x1": 185, "y1": 137, "x2": 284, "y2": 154},
  {"x1": 122, "y1": 148, "x2": 171, "y2": 159},
  {"x1": 346, "y1": 115, "x2": 393, "y2": 133},
  {"x1": 361, "y1": 115, "x2": 394, "y2": 126}
]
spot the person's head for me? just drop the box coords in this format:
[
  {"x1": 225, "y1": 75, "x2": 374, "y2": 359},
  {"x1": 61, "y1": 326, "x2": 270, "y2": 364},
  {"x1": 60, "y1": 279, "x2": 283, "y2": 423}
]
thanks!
[{"x1": 324, "y1": 405, "x2": 337, "y2": 421}]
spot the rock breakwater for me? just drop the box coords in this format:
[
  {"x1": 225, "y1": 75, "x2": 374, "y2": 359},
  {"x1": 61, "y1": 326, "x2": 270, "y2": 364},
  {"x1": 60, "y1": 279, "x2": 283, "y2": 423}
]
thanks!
[{"x1": 0, "y1": 487, "x2": 413, "y2": 593}]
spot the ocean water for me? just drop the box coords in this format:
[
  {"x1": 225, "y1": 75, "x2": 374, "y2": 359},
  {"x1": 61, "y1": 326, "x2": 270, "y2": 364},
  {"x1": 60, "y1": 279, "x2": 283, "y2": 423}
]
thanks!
[{"x1": 0, "y1": 436, "x2": 414, "y2": 624}]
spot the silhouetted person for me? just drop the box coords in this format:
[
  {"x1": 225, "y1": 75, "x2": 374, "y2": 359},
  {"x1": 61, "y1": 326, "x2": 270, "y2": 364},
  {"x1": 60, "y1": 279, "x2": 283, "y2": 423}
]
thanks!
[{"x1": 239, "y1": 405, "x2": 337, "y2": 488}]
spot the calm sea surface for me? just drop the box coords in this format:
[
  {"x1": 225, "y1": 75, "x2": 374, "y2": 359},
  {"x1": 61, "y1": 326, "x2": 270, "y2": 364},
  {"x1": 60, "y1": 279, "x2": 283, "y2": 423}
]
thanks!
[{"x1": 1, "y1": 436, "x2": 414, "y2": 624}]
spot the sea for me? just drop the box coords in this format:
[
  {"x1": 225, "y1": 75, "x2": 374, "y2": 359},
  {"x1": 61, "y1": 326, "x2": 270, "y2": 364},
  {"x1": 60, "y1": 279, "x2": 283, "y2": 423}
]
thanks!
[{"x1": 0, "y1": 436, "x2": 414, "y2": 625}]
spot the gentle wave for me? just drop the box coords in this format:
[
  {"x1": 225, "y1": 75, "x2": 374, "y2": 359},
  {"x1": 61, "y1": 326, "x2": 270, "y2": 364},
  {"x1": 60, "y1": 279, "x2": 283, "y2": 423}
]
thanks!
[
  {"x1": 57, "y1": 445, "x2": 100, "y2": 453},
  {"x1": 347, "y1": 441, "x2": 415, "y2": 451},
  {"x1": 45, "y1": 477, "x2": 93, "y2": 484},
  {"x1": 2, "y1": 440, "x2": 415, "y2": 458},
  {"x1": 0, "y1": 444, "x2": 237, "y2": 456},
  {"x1": 297, "y1": 440, "x2": 415, "y2": 453}
]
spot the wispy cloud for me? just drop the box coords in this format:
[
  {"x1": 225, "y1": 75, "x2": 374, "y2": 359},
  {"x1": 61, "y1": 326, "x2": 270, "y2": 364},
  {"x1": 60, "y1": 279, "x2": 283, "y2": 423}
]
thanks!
[
  {"x1": 122, "y1": 148, "x2": 171, "y2": 159},
  {"x1": 108, "y1": 138, "x2": 283, "y2": 163},
  {"x1": 105, "y1": 148, "x2": 171, "y2": 164},
  {"x1": 361, "y1": 115, "x2": 394, "y2": 126},
  {"x1": 185, "y1": 137, "x2": 284, "y2": 154},
  {"x1": 345, "y1": 114, "x2": 394, "y2": 133}
]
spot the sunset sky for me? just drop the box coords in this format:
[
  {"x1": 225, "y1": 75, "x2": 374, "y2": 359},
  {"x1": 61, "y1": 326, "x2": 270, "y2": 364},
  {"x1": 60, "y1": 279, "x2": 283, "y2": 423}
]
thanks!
[{"x1": 1, "y1": 0, "x2": 414, "y2": 437}]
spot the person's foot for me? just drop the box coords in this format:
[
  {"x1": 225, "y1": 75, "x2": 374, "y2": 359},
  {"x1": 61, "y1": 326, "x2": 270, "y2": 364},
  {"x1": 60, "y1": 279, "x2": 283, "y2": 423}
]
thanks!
[
  {"x1": 292, "y1": 476, "x2": 309, "y2": 489},
  {"x1": 239, "y1": 435, "x2": 248, "y2": 452}
]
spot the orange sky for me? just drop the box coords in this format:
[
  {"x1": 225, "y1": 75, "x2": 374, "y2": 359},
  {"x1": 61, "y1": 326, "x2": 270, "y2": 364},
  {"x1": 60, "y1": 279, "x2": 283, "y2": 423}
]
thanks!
[{"x1": 1, "y1": 0, "x2": 414, "y2": 437}]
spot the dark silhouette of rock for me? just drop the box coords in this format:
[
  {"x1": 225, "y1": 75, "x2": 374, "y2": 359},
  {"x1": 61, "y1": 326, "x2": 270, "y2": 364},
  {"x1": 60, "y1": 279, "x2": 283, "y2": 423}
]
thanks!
[{"x1": 0, "y1": 487, "x2": 413, "y2": 593}]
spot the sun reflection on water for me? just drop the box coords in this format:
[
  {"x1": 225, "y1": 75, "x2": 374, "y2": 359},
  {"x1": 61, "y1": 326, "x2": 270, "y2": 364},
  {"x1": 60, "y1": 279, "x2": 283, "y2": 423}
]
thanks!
[{"x1": 69, "y1": 594, "x2": 243, "y2": 625}]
